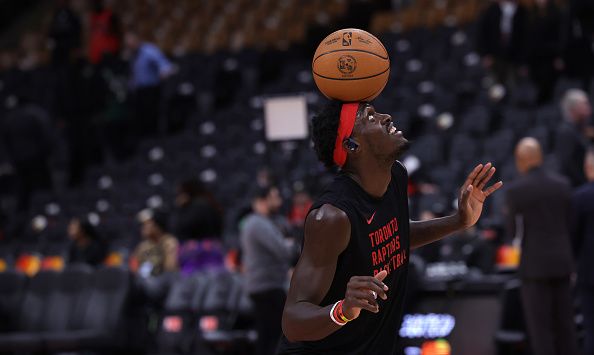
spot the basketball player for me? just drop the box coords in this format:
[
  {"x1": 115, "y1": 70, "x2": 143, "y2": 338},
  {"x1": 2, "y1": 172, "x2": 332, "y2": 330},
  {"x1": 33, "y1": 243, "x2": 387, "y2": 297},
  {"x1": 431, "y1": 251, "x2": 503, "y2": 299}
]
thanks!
[{"x1": 278, "y1": 102, "x2": 503, "y2": 354}]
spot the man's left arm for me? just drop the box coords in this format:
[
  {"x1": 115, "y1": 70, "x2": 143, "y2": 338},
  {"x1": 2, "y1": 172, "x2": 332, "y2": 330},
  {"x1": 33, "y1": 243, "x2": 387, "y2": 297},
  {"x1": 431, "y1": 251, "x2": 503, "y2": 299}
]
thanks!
[{"x1": 410, "y1": 163, "x2": 503, "y2": 249}]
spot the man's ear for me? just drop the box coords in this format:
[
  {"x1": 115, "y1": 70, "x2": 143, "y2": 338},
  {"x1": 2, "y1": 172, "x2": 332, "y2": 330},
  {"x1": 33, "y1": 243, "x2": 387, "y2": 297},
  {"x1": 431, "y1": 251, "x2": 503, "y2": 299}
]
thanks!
[{"x1": 343, "y1": 138, "x2": 360, "y2": 152}]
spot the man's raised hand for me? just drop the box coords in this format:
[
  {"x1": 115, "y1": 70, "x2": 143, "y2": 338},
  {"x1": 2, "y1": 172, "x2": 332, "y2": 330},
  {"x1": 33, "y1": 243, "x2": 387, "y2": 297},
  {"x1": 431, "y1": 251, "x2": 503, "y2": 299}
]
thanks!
[{"x1": 457, "y1": 162, "x2": 503, "y2": 228}]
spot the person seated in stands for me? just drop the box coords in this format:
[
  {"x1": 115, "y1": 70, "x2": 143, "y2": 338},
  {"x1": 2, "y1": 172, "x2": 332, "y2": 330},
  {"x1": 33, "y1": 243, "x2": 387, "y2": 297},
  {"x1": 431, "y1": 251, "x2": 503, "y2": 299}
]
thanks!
[
  {"x1": 67, "y1": 217, "x2": 107, "y2": 266},
  {"x1": 171, "y1": 179, "x2": 226, "y2": 275},
  {"x1": 170, "y1": 178, "x2": 223, "y2": 241},
  {"x1": 131, "y1": 209, "x2": 179, "y2": 277}
]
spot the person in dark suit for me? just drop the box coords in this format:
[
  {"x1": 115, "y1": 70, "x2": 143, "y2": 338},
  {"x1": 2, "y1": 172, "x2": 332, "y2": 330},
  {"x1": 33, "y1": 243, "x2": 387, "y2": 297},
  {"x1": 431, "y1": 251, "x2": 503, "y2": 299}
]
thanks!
[
  {"x1": 571, "y1": 147, "x2": 594, "y2": 355},
  {"x1": 504, "y1": 137, "x2": 579, "y2": 355}
]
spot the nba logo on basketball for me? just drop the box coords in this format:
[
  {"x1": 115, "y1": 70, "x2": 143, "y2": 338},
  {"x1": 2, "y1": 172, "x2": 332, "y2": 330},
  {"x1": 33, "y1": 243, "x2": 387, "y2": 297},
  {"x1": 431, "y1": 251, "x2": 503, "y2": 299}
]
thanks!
[
  {"x1": 337, "y1": 55, "x2": 357, "y2": 75},
  {"x1": 342, "y1": 32, "x2": 352, "y2": 46}
]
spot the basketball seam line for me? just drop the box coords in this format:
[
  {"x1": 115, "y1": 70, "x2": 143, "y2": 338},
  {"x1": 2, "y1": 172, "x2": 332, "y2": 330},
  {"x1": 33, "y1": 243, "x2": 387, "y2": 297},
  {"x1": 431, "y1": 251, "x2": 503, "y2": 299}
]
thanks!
[
  {"x1": 313, "y1": 67, "x2": 390, "y2": 81},
  {"x1": 360, "y1": 73, "x2": 390, "y2": 101},
  {"x1": 313, "y1": 48, "x2": 390, "y2": 62}
]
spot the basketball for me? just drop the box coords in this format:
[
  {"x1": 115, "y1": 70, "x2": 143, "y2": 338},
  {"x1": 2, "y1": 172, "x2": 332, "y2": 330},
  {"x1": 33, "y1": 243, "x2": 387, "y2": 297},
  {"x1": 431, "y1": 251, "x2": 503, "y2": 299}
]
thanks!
[{"x1": 312, "y1": 28, "x2": 390, "y2": 102}]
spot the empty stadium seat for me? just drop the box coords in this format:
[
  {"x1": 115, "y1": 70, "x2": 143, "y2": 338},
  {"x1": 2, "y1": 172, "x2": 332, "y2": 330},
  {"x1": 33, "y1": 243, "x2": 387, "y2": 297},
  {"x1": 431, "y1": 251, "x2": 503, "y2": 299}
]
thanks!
[
  {"x1": 156, "y1": 273, "x2": 211, "y2": 354},
  {"x1": 0, "y1": 271, "x2": 27, "y2": 332},
  {"x1": 0, "y1": 271, "x2": 59, "y2": 351},
  {"x1": 43, "y1": 267, "x2": 131, "y2": 351}
]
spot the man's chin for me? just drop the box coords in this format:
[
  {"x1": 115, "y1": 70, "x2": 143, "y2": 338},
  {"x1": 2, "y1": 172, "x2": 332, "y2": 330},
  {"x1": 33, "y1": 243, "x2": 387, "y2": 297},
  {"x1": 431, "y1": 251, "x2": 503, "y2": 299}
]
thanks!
[{"x1": 393, "y1": 138, "x2": 410, "y2": 159}]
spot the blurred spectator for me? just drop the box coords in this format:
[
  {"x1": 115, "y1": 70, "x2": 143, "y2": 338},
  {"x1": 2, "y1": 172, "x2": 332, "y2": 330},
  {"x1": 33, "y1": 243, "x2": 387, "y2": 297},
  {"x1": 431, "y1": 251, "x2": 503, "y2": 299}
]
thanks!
[
  {"x1": 571, "y1": 147, "x2": 594, "y2": 355},
  {"x1": 88, "y1": 0, "x2": 120, "y2": 65},
  {"x1": 170, "y1": 178, "x2": 223, "y2": 241},
  {"x1": 525, "y1": 0, "x2": 565, "y2": 104},
  {"x1": 476, "y1": 0, "x2": 528, "y2": 85},
  {"x1": 240, "y1": 186, "x2": 293, "y2": 355},
  {"x1": 124, "y1": 29, "x2": 173, "y2": 137},
  {"x1": 67, "y1": 217, "x2": 107, "y2": 266},
  {"x1": 504, "y1": 138, "x2": 579, "y2": 355},
  {"x1": 17, "y1": 32, "x2": 45, "y2": 71},
  {"x1": 556, "y1": 89, "x2": 594, "y2": 187},
  {"x1": 1, "y1": 98, "x2": 53, "y2": 211},
  {"x1": 287, "y1": 189, "x2": 313, "y2": 227},
  {"x1": 132, "y1": 209, "x2": 179, "y2": 277},
  {"x1": 48, "y1": 0, "x2": 81, "y2": 66},
  {"x1": 564, "y1": 0, "x2": 594, "y2": 88}
]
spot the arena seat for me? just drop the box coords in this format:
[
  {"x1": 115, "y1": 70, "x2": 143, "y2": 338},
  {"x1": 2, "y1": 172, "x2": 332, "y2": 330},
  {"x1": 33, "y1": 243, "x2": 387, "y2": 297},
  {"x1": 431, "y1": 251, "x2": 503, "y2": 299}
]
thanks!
[
  {"x1": 42, "y1": 265, "x2": 94, "y2": 333},
  {"x1": 42, "y1": 266, "x2": 131, "y2": 351},
  {"x1": 481, "y1": 129, "x2": 516, "y2": 166},
  {"x1": 0, "y1": 271, "x2": 58, "y2": 351},
  {"x1": 199, "y1": 273, "x2": 256, "y2": 348},
  {"x1": 155, "y1": 273, "x2": 210, "y2": 354},
  {"x1": 502, "y1": 108, "x2": 536, "y2": 135},
  {"x1": 0, "y1": 270, "x2": 27, "y2": 332},
  {"x1": 460, "y1": 105, "x2": 491, "y2": 136}
]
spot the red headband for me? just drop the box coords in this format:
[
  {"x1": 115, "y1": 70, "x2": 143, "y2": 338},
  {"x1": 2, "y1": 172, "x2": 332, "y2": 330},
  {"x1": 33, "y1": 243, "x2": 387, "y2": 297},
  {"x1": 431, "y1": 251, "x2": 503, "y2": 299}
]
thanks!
[{"x1": 333, "y1": 103, "x2": 359, "y2": 167}]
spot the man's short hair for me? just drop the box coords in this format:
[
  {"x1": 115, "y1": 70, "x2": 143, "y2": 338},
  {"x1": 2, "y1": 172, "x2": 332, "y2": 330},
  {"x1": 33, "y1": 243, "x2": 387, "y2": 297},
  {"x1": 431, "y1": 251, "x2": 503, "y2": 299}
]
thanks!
[
  {"x1": 561, "y1": 88, "x2": 588, "y2": 121},
  {"x1": 251, "y1": 185, "x2": 277, "y2": 201},
  {"x1": 311, "y1": 101, "x2": 343, "y2": 169}
]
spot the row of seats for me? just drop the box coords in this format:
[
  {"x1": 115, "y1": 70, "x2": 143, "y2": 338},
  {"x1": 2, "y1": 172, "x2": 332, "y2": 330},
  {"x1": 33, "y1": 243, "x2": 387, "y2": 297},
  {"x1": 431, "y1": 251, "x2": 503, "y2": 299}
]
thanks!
[
  {"x1": 0, "y1": 266, "x2": 130, "y2": 353},
  {"x1": 155, "y1": 271, "x2": 255, "y2": 354},
  {"x1": 0, "y1": 267, "x2": 256, "y2": 354}
]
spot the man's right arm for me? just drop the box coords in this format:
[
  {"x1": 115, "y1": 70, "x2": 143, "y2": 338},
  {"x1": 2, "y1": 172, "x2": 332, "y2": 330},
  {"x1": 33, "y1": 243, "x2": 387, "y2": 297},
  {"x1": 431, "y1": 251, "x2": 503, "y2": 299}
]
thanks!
[{"x1": 282, "y1": 204, "x2": 388, "y2": 342}]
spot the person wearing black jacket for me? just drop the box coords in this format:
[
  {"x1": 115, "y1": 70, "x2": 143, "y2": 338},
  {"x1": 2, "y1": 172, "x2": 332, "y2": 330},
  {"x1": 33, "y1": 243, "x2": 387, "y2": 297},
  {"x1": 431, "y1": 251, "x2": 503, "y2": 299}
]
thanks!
[
  {"x1": 67, "y1": 217, "x2": 107, "y2": 266},
  {"x1": 505, "y1": 138, "x2": 579, "y2": 355},
  {"x1": 571, "y1": 147, "x2": 594, "y2": 355},
  {"x1": 170, "y1": 178, "x2": 223, "y2": 241}
]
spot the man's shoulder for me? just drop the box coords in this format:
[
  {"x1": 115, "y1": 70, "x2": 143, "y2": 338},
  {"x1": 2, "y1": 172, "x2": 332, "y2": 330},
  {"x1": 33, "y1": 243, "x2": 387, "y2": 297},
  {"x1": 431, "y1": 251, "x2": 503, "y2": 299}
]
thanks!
[
  {"x1": 510, "y1": 170, "x2": 569, "y2": 188},
  {"x1": 242, "y1": 213, "x2": 262, "y2": 228},
  {"x1": 574, "y1": 182, "x2": 594, "y2": 199},
  {"x1": 140, "y1": 43, "x2": 161, "y2": 56},
  {"x1": 504, "y1": 174, "x2": 534, "y2": 195},
  {"x1": 556, "y1": 121, "x2": 579, "y2": 138},
  {"x1": 305, "y1": 204, "x2": 349, "y2": 233},
  {"x1": 545, "y1": 171, "x2": 571, "y2": 187}
]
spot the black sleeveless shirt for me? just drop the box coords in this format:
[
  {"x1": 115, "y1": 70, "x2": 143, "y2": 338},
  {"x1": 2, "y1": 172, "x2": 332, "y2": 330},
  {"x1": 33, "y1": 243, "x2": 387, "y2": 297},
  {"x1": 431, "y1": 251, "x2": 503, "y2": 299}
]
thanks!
[{"x1": 278, "y1": 162, "x2": 410, "y2": 355}]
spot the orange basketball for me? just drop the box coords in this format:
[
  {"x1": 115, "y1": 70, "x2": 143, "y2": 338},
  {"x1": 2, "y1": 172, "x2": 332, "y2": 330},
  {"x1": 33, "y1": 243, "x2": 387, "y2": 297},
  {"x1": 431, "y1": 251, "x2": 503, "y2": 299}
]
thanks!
[{"x1": 312, "y1": 28, "x2": 390, "y2": 102}]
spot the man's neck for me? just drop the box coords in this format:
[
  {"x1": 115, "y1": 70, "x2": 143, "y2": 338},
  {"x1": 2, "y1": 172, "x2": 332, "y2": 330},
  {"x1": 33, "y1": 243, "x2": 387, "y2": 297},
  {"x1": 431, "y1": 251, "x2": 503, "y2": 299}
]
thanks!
[
  {"x1": 344, "y1": 162, "x2": 392, "y2": 198},
  {"x1": 254, "y1": 207, "x2": 270, "y2": 217},
  {"x1": 150, "y1": 234, "x2": 165, "y2": 243}
]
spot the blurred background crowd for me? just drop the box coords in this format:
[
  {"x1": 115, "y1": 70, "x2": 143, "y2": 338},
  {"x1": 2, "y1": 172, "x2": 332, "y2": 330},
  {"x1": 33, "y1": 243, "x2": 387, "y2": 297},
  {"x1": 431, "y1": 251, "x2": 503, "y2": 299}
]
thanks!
[{"x1": 0, "y1": 0, "x2": 593, "y2": 354}]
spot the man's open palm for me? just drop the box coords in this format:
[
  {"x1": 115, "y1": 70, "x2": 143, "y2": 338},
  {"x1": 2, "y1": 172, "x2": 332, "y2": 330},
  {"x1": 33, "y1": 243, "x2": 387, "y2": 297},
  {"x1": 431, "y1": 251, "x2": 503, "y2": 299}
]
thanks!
[{"x1": 457, "y1": 163, "x2": 503, "y2": 228}]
